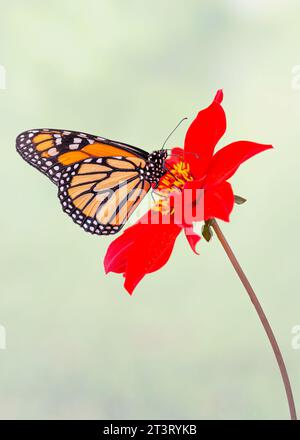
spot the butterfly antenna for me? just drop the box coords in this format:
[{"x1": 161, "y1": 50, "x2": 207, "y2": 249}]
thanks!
[{"x1": 161, "y1": 117, "x2": 188, "y2": 150}]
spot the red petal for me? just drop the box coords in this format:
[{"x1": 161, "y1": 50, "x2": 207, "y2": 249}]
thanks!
[
  {"x1": 180, "y1": 180, "x2": 205, "y2": 225},
  {"x1": 205, "y1": 141, "x2": 273, "y2": 187},
  {"x1": 184, "y1": 90, "x2": 226, "y2": 179},
  {"x1": 204, "y1": 181, "x2": 234, "y2": 222},
  {"x1": 214, "y1": 89, "x2": 223, "y2": 104},
  {"x1": 166, "y1": 147, "x2": 184, "y2": 167},
  {"x1": 184, "y1": 226, "x2": 201, "y2": 255},
  {"x1": 104, "y1": 226, "x2": 136, "y2": 274},
  {"x1": 104, "y1": 215, "x2": 182, "y2": 295}
]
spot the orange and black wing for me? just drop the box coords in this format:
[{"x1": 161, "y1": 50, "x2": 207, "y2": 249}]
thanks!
[
  {"x1": 16, "y1": 128, "x2": 149, "y2": 184},
  {"x1": 16, "y1": 128, "x2": 152, "y2": 235},
  {"x1": 58, "y1": 156, "x2": 150, "y2": 235}
]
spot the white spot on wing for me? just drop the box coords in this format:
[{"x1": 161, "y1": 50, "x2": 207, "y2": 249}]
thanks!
[{"x1": 48, "y1": 147, "x2": 59, "y2": 156}]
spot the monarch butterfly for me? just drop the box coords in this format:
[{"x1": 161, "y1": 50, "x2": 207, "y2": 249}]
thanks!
[{"x1": 16, "y1": 129, "x2": 168, "y2": 235}]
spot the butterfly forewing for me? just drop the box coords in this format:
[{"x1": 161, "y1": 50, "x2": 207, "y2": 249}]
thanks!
[{"x1": 16, "y1": 128, "x2": 148, "y2": 184}]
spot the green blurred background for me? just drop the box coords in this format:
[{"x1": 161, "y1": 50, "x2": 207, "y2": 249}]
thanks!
[{"x1": 0, "y1": 0, "x2": 299, "y2": 420}]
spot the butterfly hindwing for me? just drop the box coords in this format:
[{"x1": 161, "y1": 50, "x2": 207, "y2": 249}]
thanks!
[{"x1": 58, "y1": 156, "x2": 151, "y2": 235}]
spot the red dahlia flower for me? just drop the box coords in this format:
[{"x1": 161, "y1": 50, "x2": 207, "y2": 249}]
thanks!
[{"x1": 104, "y1": 90, "x2": 272, "y2": 294}]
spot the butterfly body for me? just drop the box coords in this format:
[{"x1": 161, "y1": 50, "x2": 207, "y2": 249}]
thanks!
[
  {"x1": 16, "y1": 128, "x2": 167, "y2": 235},
  {"x1": 143, "y1": 150, "x2": 168, "y2": 184}
]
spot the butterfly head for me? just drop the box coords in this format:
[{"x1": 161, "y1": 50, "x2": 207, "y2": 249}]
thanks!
[{"x1": 144, "y1": 150, "x2": 168, "y2": 185}]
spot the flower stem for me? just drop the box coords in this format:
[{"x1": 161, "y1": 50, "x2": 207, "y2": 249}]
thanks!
[{"x1": 211, "y1": 219, "x2": 297, "y2": 420}]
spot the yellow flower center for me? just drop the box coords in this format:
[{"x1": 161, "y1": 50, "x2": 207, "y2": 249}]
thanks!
[{"x1": 153, "y1": 161, "x2": 193, "y2": 214}]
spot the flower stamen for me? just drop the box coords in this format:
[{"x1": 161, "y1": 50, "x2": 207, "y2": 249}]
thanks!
[{"x1": 153, "y1": 161, "x2": 193, "y2": 214}]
